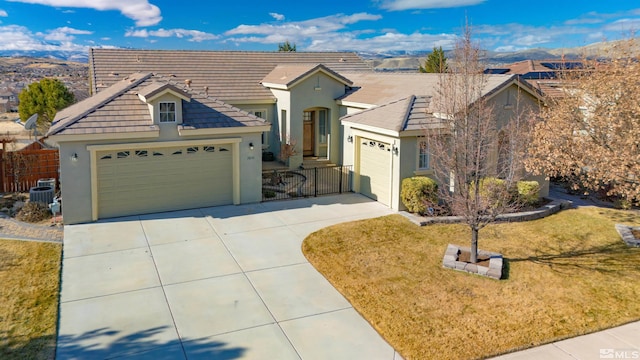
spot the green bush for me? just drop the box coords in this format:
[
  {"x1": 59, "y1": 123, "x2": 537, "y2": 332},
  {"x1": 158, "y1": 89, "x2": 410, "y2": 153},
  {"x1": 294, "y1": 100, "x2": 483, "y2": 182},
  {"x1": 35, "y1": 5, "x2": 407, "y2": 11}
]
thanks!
[
  {"x1": 470, "y1": 177, "x2": 510, "y2": 209},
  {"x1": 401, "y1": 177, "x2": 438, "y2": 215},
  {"x1": 516, "y1": 181, "x2": 540, "y2": 206},
  {"x1": 263, "y1": 190, "x2": 276, "y2": 198}
]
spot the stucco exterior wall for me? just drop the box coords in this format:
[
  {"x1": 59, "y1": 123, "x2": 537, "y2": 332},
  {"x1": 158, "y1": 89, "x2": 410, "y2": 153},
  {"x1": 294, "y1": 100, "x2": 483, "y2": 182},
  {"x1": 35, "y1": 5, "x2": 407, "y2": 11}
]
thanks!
[
  {"x1": 268, "y1": 73, "x2": 347, "y2": 168},
  {"x1": 56, "y1": 127, "x2": 263, "y2": 224},
  {"x1": 341, "y1": 123, "x2": 404, "y2": 210},
  {"x1": 234, "y1": 103, "x2": 277, "y2": 151}
]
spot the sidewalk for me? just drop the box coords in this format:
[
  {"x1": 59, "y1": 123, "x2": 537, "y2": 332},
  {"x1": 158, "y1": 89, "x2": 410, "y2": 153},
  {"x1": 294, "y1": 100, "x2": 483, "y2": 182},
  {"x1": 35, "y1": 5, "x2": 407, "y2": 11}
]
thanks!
[
  {"x1": 0, "y1": 214, "x2": 63, "y2": 242},
  {"x1": 491, "y1": 321, "x2": 640, "y2": 359}
]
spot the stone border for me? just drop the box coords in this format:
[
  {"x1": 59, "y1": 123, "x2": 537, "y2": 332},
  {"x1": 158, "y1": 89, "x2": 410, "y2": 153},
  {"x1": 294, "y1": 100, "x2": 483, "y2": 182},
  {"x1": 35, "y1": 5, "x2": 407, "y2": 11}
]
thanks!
[
  {"x1": 442, "y1": 244, "x2": 503, "y2": 280},
  {"x1": 401, "y1": 198, "x2": 572, "y2": 227},
  {"x1": 615, "y1": 224, "x2": 640, "y2": 247}
]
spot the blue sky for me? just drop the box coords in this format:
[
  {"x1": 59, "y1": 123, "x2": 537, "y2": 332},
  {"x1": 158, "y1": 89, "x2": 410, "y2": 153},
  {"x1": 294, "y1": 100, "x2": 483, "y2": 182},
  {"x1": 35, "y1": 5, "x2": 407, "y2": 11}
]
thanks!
[{"x1": 0, "y1": 0, "x2": 639, "y2": 54}]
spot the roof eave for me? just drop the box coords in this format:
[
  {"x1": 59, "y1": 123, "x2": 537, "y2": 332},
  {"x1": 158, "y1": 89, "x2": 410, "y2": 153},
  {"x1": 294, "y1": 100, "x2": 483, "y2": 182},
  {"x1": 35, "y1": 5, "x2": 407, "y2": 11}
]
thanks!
[
  {"x1": 341, "y1": 120, "x2": 400, "y2": 138},
  {"x1": 48, "y1": 129, "x2": 160, "y2": 144},
  {"x1": 177, "y1": 124, "x2": 271, "y2": 137}
]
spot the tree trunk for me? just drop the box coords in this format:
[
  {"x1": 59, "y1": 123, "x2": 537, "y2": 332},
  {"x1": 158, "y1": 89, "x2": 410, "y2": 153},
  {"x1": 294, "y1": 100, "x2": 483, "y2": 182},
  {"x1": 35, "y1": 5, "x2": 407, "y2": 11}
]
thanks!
[{"x1": 471, "y1": 227, "x2": 479, "y2": 263}]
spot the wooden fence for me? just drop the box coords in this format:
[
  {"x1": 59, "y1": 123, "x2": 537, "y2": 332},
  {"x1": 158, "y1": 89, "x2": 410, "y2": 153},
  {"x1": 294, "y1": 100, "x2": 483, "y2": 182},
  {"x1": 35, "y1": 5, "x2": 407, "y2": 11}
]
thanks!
[{"x1": 0, "y1": 148, "x2": 60, "y2": 193}]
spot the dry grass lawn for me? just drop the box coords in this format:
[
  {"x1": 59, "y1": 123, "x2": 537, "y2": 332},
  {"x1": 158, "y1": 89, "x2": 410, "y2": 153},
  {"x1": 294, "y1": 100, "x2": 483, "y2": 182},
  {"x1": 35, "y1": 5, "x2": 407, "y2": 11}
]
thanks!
[
  {"x1": 0, "y1": 240, "x2": 61, "y2": 359},
  {"x1": 302, "y1": 207, "x2": 640, "y2": 360}
]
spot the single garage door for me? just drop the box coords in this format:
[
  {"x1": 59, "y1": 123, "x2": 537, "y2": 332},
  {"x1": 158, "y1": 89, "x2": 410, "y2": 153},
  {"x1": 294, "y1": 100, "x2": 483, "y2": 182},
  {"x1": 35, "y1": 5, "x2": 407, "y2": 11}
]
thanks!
[
  {"x1": 358, "y1": 138, "x2": 392, "y2": 206},
  {"x1": 96, "y1": 144, "x2": 233, "y2": 219}
]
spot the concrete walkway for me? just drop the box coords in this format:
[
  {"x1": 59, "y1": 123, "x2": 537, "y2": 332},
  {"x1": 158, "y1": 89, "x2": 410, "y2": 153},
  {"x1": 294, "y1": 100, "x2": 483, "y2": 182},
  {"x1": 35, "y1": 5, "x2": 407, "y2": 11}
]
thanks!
[
  {"x1": 491, "y1": 321, "x2": 640, "y2": 360},
  {"x1": 57, "y1": 194, "x2": 402, "y2": 359},
  {"x1": 56, "y1": 190, "x2": 640, "y2": 359}
]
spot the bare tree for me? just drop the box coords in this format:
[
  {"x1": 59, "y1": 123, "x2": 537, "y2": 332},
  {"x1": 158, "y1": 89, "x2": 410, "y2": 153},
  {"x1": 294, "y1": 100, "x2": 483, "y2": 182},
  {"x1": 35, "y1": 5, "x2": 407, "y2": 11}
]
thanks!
[
  {"x1": 427, "y1": 26, "x2": 533, "y2": 263},
  {"x1": 526, "y1": 37, "x2": 640, "y2": 205}
]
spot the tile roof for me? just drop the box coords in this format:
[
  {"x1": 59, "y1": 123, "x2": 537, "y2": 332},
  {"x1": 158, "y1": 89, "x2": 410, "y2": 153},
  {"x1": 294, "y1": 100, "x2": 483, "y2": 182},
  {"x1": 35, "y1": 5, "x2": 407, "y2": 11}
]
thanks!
[
  {"x1": 341, "y1": 95, "x2": 444, "y2": 133},
  {"x1": 138, "y1": 81, "x2": 190, "y2": 101},
  {"x1": 340, "y1": 72, "x2": 516, "y2": 108},
  {"x1": 340, "y1": 74, "x2": 539, "y2": 133},
  {"x1": 48, "y1": 72, "x2": 268, "y2": 137},
  {"x1": 89, "y1": 49, "x2": 371, "y2": 103},
  {"x1": 261, "y1": 64, "x2": 353, "y2": 88}
]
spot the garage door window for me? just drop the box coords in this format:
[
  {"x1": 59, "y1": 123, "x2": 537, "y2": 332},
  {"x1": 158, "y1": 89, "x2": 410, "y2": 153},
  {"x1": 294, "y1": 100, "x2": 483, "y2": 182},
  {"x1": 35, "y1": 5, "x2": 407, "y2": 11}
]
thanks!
[{"x1": 159, "y1": 102, "x2": 176, "y2": 123}]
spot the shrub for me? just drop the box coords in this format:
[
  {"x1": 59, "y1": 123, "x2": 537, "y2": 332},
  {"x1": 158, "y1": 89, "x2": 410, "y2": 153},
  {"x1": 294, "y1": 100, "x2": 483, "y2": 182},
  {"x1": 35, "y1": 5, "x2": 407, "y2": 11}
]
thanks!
[
  {"x1": 516, "y1": 181, "x2": 540, "y2": 206},
  {"x1": 263, "y1": 190, "x2": 276, "y2": 198},
  {"x1": 16, "y1": 201, "x2": 51, "y2": 223},
  {"x1": 401, "y1": 176, "x2": 438, "y2": 215},
  {"x1": 614, "y1": 197, "x2": 632, "y2": 210},
  {"x1": 470, "y1": 177, "x2": 510, "y2": 209}
]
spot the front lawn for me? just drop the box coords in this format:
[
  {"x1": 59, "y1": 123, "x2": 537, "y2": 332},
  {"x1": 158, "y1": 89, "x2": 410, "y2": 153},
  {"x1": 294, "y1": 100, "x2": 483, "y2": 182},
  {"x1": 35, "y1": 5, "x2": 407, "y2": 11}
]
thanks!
[
  {"x1": 0, "y1": 240, "x2": 61, "y2": 359},
  {"x1": 302, "y1": 207, "x2": 640, "y2": 360}
]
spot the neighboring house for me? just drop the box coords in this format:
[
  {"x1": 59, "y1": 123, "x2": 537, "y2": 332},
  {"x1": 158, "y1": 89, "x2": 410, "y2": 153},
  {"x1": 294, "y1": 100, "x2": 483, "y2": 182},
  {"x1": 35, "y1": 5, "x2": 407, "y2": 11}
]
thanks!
[
  {"x1": 48, "y1": 49, "x2": 547, "y2": 224},
  {"x1": 484, "y1": 59, "x2": 585, "y2": 99},
  {"x1": 0, "y1": 88, "x2": 18, "y2": 112}
]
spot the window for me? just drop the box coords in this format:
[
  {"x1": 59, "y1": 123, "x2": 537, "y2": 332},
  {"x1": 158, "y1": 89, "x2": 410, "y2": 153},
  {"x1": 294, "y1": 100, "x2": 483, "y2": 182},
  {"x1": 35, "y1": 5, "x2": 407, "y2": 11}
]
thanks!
[
  {"x1": 280, "y1": 109, "x2": 287, "y2": 143},
  {"x1": 251, "y1": 110, "x2": 265, "y2": 119},
  {"x1": 159, "y1": 102, "x2": 176, "y2": 123},
  {"x1": 249, "y1": 110, "x2": 268, "y2": 147},
  {"x1": 418, "y1": 140, "x2": 430, "y2": 169},
  {"x1": 318, "y1": 110, "x2": 327, "y2": 144}
]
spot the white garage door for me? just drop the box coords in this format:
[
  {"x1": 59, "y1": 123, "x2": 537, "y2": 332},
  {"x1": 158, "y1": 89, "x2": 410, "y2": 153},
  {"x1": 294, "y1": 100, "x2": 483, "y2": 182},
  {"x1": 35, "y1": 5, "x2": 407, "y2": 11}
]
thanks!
[
  {"x1": 358, "y1": 138, "x2": 392, "y2": 206},
  {"x1": 96, "y1": 144, "x2": 233, "y2": 219}
]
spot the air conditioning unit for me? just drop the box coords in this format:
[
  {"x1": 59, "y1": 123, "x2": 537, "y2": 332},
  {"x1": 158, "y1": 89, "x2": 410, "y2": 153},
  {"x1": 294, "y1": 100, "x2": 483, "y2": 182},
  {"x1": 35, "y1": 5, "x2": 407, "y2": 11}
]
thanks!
[
  {"x1": 37, "y1": 178, "x2": 56, "y2": 192},
  {"x1": 29, "y1": 186, "x2": 54, "y2": 205}
]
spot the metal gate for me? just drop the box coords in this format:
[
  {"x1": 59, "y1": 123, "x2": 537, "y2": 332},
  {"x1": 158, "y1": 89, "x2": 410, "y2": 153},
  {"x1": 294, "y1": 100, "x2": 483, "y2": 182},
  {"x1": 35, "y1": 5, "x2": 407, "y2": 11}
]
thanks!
[{"x1": 262, "y1": 165, "x2": 353, "y2": 201}]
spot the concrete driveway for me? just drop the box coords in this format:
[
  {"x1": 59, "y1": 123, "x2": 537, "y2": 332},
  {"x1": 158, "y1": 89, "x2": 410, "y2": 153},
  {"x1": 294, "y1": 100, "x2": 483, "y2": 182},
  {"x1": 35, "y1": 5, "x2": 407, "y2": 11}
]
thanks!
[{"x1": 57, "y1": 194, "x2": 403, "y2": 359}]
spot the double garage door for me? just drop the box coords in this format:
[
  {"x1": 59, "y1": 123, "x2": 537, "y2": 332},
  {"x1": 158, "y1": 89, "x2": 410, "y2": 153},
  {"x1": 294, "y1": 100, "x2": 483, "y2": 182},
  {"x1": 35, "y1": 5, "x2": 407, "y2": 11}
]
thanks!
[
  {"x1": 358, "y1": 138, "x2": 392, "y2": 206},
  {"x1": 96, "y1": 143, "x2": 233, "y2": 219}
]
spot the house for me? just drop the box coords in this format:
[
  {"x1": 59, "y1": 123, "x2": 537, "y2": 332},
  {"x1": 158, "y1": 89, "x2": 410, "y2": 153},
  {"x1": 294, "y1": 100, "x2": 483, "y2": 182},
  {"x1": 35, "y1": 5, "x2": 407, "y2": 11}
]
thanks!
[
  {"x1": 47, "y1": 72, "x2": 269, "y2": 223},
  {"x1": 484, "y1": 59, "x2": 586, "y2": 99},
  {"x1": 0, "y1": 88, "x2": 18, "y2": 112},
  {"x1": 48, "y1": 49, "x2": 547, "y2": 224}
]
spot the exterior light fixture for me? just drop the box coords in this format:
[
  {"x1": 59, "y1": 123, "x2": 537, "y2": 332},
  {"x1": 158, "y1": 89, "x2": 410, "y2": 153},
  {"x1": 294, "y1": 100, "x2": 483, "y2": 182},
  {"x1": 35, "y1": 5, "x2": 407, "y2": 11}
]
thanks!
[
  {"x1": 71, "y1": 153, "x2": 78, "y2": 162},
  {"x1": 347, "y1": 135, "x2": 353, "y2": 143},
  {"x1": 249, "y1": 142, "x2": 254, "y2": 150},
  {"x1": 392, "y1": 146, "x2": 399, "y2": 155}
]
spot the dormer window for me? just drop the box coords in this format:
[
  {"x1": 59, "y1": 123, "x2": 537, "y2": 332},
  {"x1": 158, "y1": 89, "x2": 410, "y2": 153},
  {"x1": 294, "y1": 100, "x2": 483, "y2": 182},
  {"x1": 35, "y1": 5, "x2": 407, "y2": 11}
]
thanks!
[{"x1": 159, "y1": 102, "x2": 176, "y2": 123}]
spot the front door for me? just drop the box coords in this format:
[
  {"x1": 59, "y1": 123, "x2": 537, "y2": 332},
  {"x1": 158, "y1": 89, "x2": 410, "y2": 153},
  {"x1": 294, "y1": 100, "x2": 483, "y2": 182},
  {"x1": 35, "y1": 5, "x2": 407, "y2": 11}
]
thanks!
[{"x1": 303, "y1": 111, "x2": 314, "y2": 156}]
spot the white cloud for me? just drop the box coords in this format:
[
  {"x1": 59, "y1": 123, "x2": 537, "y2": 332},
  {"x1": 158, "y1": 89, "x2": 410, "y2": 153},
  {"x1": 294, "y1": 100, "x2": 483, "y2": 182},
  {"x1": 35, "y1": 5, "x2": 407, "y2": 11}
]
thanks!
[
  {"x1": 494, "y1": 45, "x2": 529, "y2": 53},
  {"x1": 0, "y1": 24, "x2": 88, "y2": 51},
  {"x1": 225, "y1": 12, "x2": 382, "y2": 46},
  {"x1": 603, "y1": 18, "x2": 640, "y2": 32},
  {"x1": 307, "y1": 31, "x2": 457, "y2": 52},
  {"x1": 269, "y1": 12, "x2": 284, "y2": 21},
  {"x1": 40, "y1": 26, "x2": 92, "y2": 41},
  {"x1": 587, "y1": 32, "x2": 605, "y2": 41},
  {"x1": 125, "y1": 28, "x2": 218, "y2": 42},
  {"x1": 0, "y1": 10, "x2": 8, "y2": 17},
  {"x1": 224, "y1": 11, "x2": 455, "y2": 52},
  {"x1": 8, "y1": 0, "x2": 162, "y2": 26},
  {"x1": 379, "y1": 0, "x2": 485, "y2": 11}
]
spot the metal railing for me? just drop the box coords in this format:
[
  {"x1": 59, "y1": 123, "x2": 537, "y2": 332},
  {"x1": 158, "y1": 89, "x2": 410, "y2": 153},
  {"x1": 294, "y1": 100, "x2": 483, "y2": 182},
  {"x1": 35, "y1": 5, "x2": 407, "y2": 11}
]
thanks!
[{"x1": 261, "y1": 165, "x2": 353, "y2": 201}]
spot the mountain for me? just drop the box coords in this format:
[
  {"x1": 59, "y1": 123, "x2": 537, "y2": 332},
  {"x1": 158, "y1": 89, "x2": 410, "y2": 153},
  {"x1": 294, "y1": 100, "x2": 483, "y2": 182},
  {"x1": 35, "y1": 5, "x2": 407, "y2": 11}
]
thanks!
[
  {"x1": 0, "y1": 50, "x2": 89, "y2": 63},
  {"x1": 0, "y1": 38, "x2": 636, "y2": 69}
]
